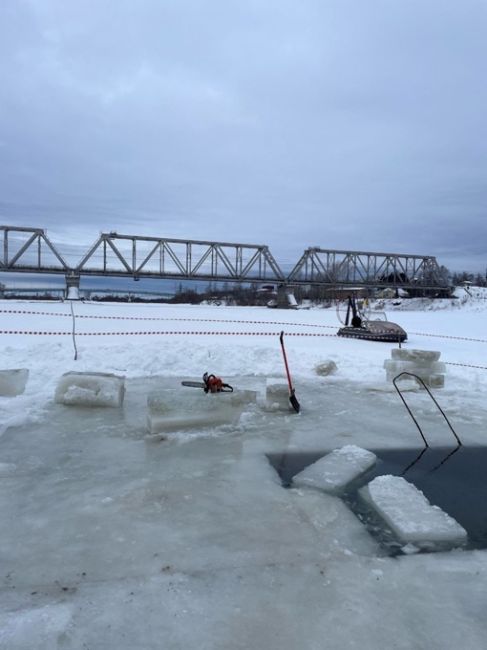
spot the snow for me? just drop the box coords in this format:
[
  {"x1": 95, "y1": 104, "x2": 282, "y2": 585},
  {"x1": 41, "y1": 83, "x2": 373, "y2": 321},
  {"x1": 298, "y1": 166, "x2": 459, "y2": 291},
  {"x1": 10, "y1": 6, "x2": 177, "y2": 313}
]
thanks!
[
  {"x1": 292, "y1": 445, "x2": 377, "y2": 494},
  {"x1": 360, "y1": 475, "x2": 468, "y2": 548},
  {"x1": 1, "y1": 294, "x2": 487, "y2": 649}
]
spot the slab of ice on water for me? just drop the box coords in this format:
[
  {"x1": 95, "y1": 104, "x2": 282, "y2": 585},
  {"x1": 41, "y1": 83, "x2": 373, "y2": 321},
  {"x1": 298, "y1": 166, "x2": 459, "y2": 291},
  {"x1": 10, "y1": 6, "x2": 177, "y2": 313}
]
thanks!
[
  {"x1": 54, "y1": 372, "x2": 125, "y2": 407},
  {"x1": 360, "y1": 475, "x2": 467, "y2": 547},
  {"x1": 292, "y1": 445, "x2": 377, "y2": 494},
  {"x1": 0, "y1": 369, "x2": 29, "y2": 396},
  {"x1": 147, "y1": 389, "x2": 252, "y2": 433}
]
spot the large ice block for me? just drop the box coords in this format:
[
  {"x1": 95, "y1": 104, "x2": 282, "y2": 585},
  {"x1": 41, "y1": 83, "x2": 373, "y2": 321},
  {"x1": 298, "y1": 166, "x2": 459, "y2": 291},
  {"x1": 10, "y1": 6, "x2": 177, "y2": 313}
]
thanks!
[
  {"x1": 385, "y1": 348, "x2": 446, "y2": 388},
  {"x1": 360, "y1": 475, "x2": 467, "y2": 547},
  {"x1": 384, "y1": 360, "x2": 446, "y2": 374},
  {"x1": 391, "y1": 349, "x2": 441, "y2": 363},
  {"x1": 385, "y1": 370, "x2": 446, "y2": 387},
  {"x1": 0, "y1": 369, "x2": 29, "y2": 396},
  {"x1": 292, "y1": 445, "x2": 377, "y2": 494},
  {"x1": 147, "y1": 389, "x2": 249, "y2": 434},
  {"x1": 54, "y1": 372, "x2": 125, "y2": 407}
]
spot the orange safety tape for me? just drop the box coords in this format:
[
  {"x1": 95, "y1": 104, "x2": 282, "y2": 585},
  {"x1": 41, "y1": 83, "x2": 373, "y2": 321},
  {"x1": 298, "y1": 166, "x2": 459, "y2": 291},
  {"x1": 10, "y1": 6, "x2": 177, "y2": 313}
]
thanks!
[
  {"x1": 0, "y1": 329, "x2": 337, "y2": 337},
  {"x1": 445, "y1": 361, "x2": 487, "y2": 370},
  {"x1": 409, "y1": 331, "x2": 487, "y2": 343},
  {"x1": 3, "y1": 309, "x2": 487, "y2": 342},
  {"x1": 2, "y1": 328, "x2": 486, "y2": 369},
  {"x1": 0, "y1": 309, "x2": 336, "y2": 328}
]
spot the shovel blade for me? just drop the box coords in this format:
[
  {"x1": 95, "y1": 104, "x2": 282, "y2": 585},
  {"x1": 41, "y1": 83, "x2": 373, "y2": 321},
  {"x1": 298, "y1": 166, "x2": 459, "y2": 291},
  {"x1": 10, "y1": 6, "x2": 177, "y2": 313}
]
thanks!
[{"x1": 289, "y1": 391, "x2": 300, "y2": 413}]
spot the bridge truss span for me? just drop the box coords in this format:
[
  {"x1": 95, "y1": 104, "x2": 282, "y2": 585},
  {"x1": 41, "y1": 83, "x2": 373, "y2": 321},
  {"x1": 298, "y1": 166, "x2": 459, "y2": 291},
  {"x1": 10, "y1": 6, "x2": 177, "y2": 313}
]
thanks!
[
  {"x1": 1, "y1": 225, "x2": 69, "y2": 273},
  {"x1": 75, "y1": 233, "x2": 286, "y2": 283},
  {"x1": 288, "y1": 247, "x2": 446, "y2": 290},
  {"x1": 0, "y1": 226, "x2": 449, "y2": 291}
]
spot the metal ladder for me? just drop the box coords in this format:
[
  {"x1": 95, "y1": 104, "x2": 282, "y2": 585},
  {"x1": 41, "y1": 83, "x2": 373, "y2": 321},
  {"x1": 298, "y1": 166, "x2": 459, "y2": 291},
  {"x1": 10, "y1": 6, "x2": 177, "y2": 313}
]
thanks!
[{"x1": 393, "y1": 372, "x2": 462, "y2": 448}]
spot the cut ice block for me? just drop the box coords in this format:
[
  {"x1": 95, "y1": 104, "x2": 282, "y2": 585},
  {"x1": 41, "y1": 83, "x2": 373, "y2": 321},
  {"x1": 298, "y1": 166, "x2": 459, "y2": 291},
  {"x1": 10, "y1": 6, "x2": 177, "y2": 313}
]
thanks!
[
  {"x1": 292, "y1": 445, "x2": 377, "y2": 494},
  {"x1": 360, "y1": 475, "x2": 467, "y2": 547},
  {"x1": 315, "y1": 360, "x2": 338, "y2": 376},
  {"x1": 0, "y1": 369, "x2": 29, "y2": 396},
  {"x1": 147, "y1": 390, "x2": 246, "y2": 434},
  {"x1": 428, "y1": 374, "x2": 445, "y2": 388},
  {"x1": 391, "y1": 349, "x2": 441, "y2": 363},
  {"x1": 385, "y1": 371, "x2": 444, "y2": 387},
  {"x1": 266, "y1": 383, "x2": 292, "y2": 411},
  {"x1": 384, "y1": 360, "x2": 446, "y2": 374},
  {"x1": 385, "y1": 348, "x2": 445, "y2": 388},
  {"x1": 55, "y1": 372, "x2": 125, "y2": 407}
]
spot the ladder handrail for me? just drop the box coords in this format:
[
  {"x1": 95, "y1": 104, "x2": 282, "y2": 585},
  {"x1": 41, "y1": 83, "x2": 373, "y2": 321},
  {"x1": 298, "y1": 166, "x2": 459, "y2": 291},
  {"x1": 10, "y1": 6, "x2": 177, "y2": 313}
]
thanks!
[{"x1": 392, "y1": 371, "x2": 462, "y2": 448}]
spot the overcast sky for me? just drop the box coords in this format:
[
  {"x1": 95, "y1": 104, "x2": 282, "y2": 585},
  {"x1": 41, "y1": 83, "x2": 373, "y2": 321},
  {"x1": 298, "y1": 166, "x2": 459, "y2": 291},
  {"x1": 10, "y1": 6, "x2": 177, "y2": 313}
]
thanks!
[{"x1": 1, "y1": 0, "x2": 486, "y2": 272}]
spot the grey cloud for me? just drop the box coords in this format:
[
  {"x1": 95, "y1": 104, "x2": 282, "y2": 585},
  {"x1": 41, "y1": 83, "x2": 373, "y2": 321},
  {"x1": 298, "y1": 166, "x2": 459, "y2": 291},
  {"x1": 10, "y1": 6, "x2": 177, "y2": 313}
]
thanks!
[{"x1": 1, "y1": 0, "x2": 486, "y2": 271}]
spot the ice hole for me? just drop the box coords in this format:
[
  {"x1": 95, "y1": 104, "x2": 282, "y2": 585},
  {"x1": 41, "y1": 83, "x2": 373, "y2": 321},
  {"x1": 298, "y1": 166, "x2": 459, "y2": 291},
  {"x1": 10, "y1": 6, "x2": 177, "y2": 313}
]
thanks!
[{"x1": 268, "y1": 445, "x2": 487, "y2": 554}]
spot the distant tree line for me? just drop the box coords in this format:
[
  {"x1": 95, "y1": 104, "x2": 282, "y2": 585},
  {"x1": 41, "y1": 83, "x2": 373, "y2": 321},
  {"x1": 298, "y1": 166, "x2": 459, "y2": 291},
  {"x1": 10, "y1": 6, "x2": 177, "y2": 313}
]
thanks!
[
  {"x1": 1, "y1": 268, "x2": 486, "y2": 303},
  {"x1": 450, "y1": 271, "x2": 487, "y2": 287}
]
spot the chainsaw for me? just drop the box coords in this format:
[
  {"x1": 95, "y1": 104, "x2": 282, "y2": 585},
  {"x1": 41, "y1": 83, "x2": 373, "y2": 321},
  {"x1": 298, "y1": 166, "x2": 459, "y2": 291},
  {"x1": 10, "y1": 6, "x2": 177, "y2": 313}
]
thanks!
[{"x1": 182, "y1": 372, "x2": 233, "y2": 393}]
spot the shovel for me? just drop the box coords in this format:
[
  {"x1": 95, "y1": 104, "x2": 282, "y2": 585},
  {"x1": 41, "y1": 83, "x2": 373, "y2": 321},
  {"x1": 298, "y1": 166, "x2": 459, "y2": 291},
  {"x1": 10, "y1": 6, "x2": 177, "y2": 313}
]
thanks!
[{"x1": 279, "y1": 331, "x2": 300, "y2": 413}]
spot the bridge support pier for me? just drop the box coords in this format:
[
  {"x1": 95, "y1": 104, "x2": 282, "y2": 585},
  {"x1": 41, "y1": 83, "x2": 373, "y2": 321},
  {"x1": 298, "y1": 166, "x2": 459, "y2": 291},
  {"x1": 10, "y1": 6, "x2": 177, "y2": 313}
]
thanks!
[
  {"x1": 276, "y1": 284, "x2": 297, "y2": 309},
  {"x1": 65, "y1": 273, "x2": 80, "y2": 300}
]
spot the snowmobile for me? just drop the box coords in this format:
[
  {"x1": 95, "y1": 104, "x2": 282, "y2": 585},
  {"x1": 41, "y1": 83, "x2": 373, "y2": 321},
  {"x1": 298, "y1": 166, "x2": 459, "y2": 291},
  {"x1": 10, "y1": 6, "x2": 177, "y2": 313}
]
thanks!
[{"x1": 337, "y1": 295, "x2": 407, "y2": 343}]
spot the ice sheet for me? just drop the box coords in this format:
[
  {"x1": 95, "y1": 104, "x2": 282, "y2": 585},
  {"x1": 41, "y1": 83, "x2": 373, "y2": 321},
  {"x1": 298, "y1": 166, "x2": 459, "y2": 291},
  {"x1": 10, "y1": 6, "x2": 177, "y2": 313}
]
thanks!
[{"x1": 2, "y1": 300, "x2": 487, "y2": 649}]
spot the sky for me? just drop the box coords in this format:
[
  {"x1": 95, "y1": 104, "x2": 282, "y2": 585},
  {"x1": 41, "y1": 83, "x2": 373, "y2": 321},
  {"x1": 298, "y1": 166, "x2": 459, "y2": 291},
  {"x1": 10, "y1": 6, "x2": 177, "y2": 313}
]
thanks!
[{"x1": 1, "y1": 0, "x2": 486, "y2": 273}]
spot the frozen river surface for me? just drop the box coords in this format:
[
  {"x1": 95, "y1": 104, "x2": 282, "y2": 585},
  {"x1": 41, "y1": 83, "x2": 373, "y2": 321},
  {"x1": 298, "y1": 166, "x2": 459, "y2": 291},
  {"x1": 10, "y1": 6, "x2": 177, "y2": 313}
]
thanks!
[{"x1": 1, "y1": 299, "x2": 487, "y2": 649}]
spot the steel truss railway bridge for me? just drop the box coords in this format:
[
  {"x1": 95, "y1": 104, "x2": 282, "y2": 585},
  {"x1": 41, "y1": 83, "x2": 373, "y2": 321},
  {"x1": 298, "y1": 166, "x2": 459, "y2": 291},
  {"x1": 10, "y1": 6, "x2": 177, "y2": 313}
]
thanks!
[{"x1": 1, "y1": 225, "x2": 448, "y2": 295}]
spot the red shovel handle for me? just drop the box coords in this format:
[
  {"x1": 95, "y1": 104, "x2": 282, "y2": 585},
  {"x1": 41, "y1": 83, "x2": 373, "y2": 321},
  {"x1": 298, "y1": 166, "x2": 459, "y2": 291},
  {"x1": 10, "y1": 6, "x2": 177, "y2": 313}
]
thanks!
[
  {"x1": 280, "y1": 331, "x2": 300, "y2": 413},
  {"x1": 279, "y1": 331, "x2": 293, "y2": 392}
]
